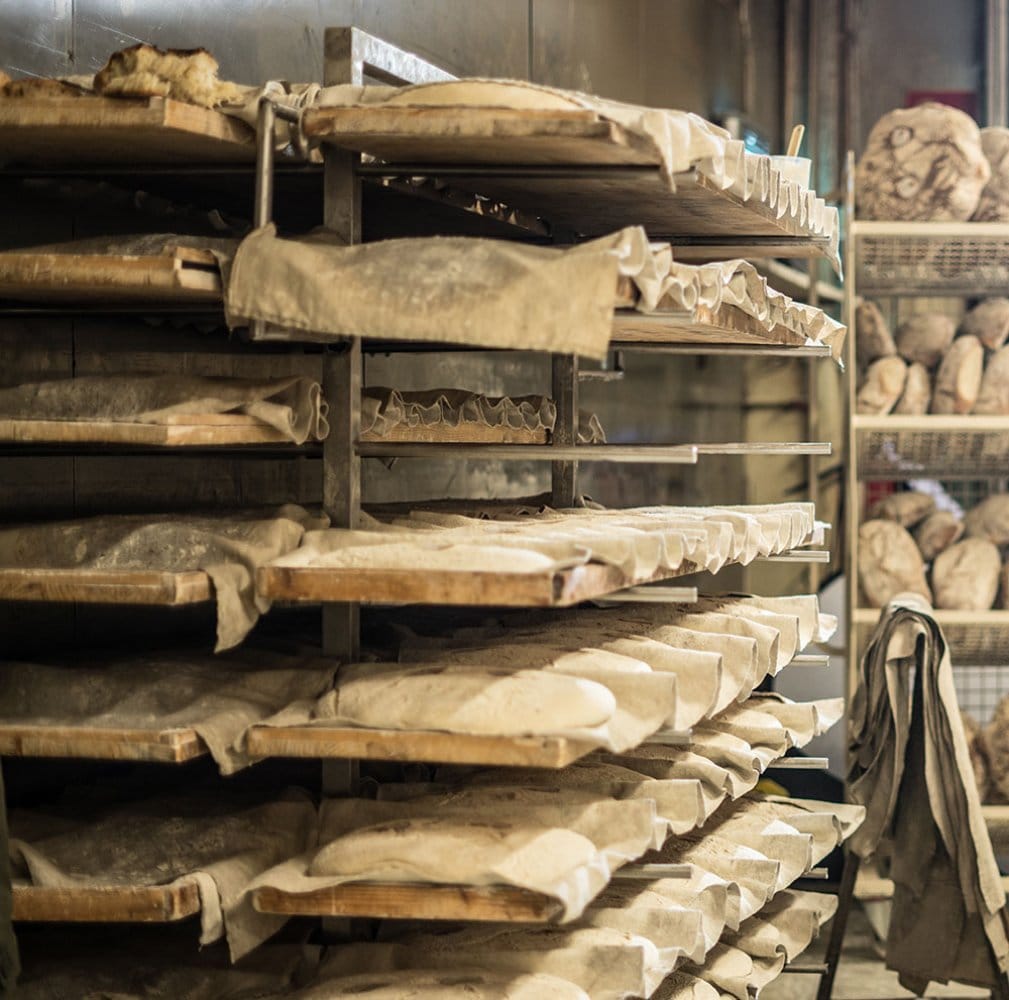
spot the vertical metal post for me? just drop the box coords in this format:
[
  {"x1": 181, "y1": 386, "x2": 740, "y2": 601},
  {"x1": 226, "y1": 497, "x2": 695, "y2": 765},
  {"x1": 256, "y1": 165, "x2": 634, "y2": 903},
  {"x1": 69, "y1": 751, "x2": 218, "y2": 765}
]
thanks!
[
  {"x1": 813, "y1": 850, "x2": 860, "y2": 1000},
  {"x1": 551, "y1": 354, "x2": 579, "y2": 506},
  {"x1": 988, "y1": 0, "x2": 1009, "y2": 127},
  {"x1": 806, "y1": 260, "x2": 821, "y2": 595}
]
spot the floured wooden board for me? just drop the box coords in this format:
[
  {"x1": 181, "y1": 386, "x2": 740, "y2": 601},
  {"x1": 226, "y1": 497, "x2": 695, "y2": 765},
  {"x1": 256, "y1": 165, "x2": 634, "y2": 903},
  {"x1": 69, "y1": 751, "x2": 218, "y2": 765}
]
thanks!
[
  {"x1": 252, "y1": 880, "x2": 564, "y2": 922},
  {"x1": 0, "y1": 247, "x2": 222, "y2": 304},
  {"x1": 0, "y1": 96, "x2": 254, "y2": 165},
  {"x1": 0, "y1": 723, "x2": 206, "y2": 763},
  {"x1": 304, "y1": 106, "x2": 833, "y2": 252},
  {"x1": 12, "y1": 879, "x2": 202, "y2": 922},
  {"x1": 0, "y1": 413, "x2": 294, "y2": 447},
  {"x1": 360, "y1": 422, "x2": 546, "y2": 445},
  {"x1": 0, "y1": 568, "x2": 212, "y2": 604},
  {"x1": 245, "y1": 725, "x2": 593, "y2": 768}
]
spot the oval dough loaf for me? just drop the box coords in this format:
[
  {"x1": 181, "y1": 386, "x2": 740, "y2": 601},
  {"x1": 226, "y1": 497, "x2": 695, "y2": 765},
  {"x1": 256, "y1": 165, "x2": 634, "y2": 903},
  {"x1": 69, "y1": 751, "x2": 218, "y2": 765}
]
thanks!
[
  {"x1": 931, "y1": 335, "x2": 984, "y2": 413},
  {"x1": 856, "y1": 357, "x2": 906, "y2": 415},
  {"x1": 961, "y1": 297, "x2": 1009, "y2": 350},
  {"x1": 856, "y1": 300, "x2": 897, "y2": 363},
  {"x1": 974, "y1": 126, "x2": 1009, "y2": 221},
  {"x1": 914, "y1": 510, "x2": 964, "y2": 560},
  {"x1": 895, "y1": 314, "x2": 956, "y2": 368},
  {"x1": 868, "y1": 490, "x2": 935, "y2": 527},
  {"x1": 856, "y1": 103, "x2": 989, "y2": 221},
  {"x1": 962, "y1": 712, "x2": 991, "y2": 802},
  {"x1": 984, "y1": 697, "x2": 1009, "y2": 801},
  {"x1": 894, "y1": 362, "x2": 932, "y2": 414},
  {"x1": 965, "y1": 493, "x2": 1009, "y2": 544},
  {"x1": 932, "y1": 537, "x2": 1001, "y2": 610},
  {"x1": 858, "y1": 519, "x2": 931, "y2": 607},
  {"x1": 975, "y1": 345, "x2": 1009, "y2": 414}
]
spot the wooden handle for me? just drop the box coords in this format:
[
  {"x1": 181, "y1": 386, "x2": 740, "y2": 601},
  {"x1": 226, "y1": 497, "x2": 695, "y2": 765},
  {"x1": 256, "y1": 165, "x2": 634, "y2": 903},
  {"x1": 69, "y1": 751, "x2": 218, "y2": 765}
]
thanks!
[{"x1": 787, "y1": 124, "x2": 805, "y2": 157}]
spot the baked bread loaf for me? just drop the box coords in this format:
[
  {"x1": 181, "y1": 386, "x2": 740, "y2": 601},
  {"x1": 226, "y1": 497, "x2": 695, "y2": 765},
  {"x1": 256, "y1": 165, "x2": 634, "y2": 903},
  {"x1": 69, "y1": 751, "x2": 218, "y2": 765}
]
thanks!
[
  {"x1": 94, "y1": 44, "x2": 245, "y2": 108},
  {"x1": 931, "y1": 334, "x2": 984, "y2": 413},
  {"x1": 932, "y1": 537, "x2": 1001, "y2": 610},
  {"x1": 961, "y1": 298, "x2": 1009, "y2": 349},
  {"x1": 965, "y1": 493, "x2": 1009, "y2": 544},
  {"x1": 914, "y1": 510, "x2": 964, "y2": 561},
  {"x1": 856, "y1": 357, "x2": 907, "y2": 414},
  {"x1": 974, "y1": 127, "x2": 1009, "y2": 221},
  {"x1": 868, "y1": 490, "x2": 936, "y2": 527},
  {"x1": 895, "y1": 361, "x2": 932, "y2": 414},
  {"x1": 985, "y1": 698, "x2": 1009, "y2": 801},
  {"x1": 856, "y1": 103, "x2": 989, "y2": 221},
  {"x1": 974, "y1": 345, "x2": 1009, "y2": 414},
  {"x1": 895, "y1": 314, "x2": 956, "y2": 368},
  {"x1": 858, "y1": 519, "x2": 932, "y2": 607},
  {"x1": 857, "y1": 300, "x2": 897, "y2": 363},
  {"x1": 963, "y1": 712, "x2": 992, "y2": 802}
]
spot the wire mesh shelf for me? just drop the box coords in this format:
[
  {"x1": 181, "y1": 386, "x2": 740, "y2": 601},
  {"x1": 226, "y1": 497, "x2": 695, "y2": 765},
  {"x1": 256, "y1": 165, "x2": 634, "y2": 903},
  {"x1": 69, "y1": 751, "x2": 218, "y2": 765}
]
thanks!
[{"x1": 854, "y1": 609, "x2": 1009, "y2": 665}]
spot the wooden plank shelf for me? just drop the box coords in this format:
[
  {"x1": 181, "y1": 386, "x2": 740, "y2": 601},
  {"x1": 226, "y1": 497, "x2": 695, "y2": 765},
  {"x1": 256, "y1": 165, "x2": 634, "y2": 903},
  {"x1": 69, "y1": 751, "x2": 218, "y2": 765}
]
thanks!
[
  {"x1": 0, "y1": 96, "x2": 255, "y2": 166},
  {"x1": 0, "y1": 568, "x2": 212, "y2": 605},
  {"x1": 302, "y1": 106, "x2": 836, "y2": 255},
  {"x1": 0, "y1": 724, "x2": 207, "y2": 763},
  {"x1": 0, "y1": 247, "x2": 222, "y2": 305},
  {"x1": 245, "y1": 725, "x2": 594, "y2": 769},
  {"x1": 12, "y1": 880, "x2": 202, "y2": 922},
  {"x1": 251, "y1": 880, "x2": 564, "y2": 922}
]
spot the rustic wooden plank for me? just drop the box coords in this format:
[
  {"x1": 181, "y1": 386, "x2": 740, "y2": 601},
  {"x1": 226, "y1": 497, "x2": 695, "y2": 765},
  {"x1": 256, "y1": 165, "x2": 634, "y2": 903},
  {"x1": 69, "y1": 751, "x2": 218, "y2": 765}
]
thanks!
[
  {"x1": 360, "y1": 423, "x2": 547, "y2": 445},
  {"x1": 0, "y1": 96, "x2": 254, "y2": 165},
  {"x1": 246, "y1": 725, "x2": 592, "y2": 768},
  {"x1": 13, "y1": 880, "x2": 202, "y2": 922},
  {"x1": 0, "y1": 417, "x2": 293, "y2": 447},
  {"x1": 0, "y1": 568, "x2": 212, "y2": 605},
  {"x1": 0, "y1": 724, "x2": 206, "y2": 763},
  {"x1": 0, "y1": 250, "x2": 222, "y2": 303},
  {"x1": 611, "y1": 303, "x2": 809, "y2": 348},
  {"x1": 252, "y1": 881, "x2": 564, "y2": 922}
]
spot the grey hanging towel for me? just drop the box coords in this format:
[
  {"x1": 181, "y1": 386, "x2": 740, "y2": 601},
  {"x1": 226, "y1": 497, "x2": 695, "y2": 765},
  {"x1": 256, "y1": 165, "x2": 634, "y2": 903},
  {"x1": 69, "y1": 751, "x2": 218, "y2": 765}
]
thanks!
[{"x1": 848, "y1": 593, "x2": 1009, "y2": 993}]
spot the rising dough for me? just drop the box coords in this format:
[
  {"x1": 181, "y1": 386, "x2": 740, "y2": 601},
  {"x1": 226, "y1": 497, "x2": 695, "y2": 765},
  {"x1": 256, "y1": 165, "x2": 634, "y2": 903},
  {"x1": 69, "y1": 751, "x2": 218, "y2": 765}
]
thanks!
[
  {"x1": 858, "y1": 520, "x2": 931, "y2": 607},
  {"x1": 932, "y1": 538, "x2": 1001, "y2": 610},
  {"x1": 895, "y1": 314, "x2": 957, "y2": 368},
  {"x1": 931, "y1": 335, "x2": 984, "y2": 413}
]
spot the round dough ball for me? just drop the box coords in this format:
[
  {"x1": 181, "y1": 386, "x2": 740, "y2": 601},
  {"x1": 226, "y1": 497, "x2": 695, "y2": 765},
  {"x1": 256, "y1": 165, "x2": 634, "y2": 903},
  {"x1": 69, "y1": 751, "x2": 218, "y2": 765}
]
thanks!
[
  {"x1": 858, "y1": 519, "x2": 931, "y2": 607},
  {"x1": 868, "y1": 490, "x2": 936, "y2": 527},
  {"x1": 974, "y1": 126, "x2": 1009, "y2": 221},
  {"x1": 856, "y1": 103, "x2": 989, "y2": 221},
  {"x1": 857, "y1": 300, "x2": 897, "y2": 364},
  {"x1": 985, "y1": 697, "x2": 1009, "y2": 801},
  {"x1": 932, "y1": 537, "x2": 1000, "y2": 610},
  {"x1": 931, "y1": 334, "x2": 984, "y2": 414},
  {"x1": 895, "y1": 314, "x2": 956, "y2": 368},
  {"x1": 914, "y1": 510, "x2": 964, "y2": 561},
  {"x1": 894, "y1": 362, "x2": 932, "y2": 415},
  {"x1": 856, "y1": 357, "x2": 907, "y2": 415},
  {"x1": 975, "y1": 345, "x2": 1009, "y2": 414},
  {"x1": 961, "y1": 297, "x2": 1009, "y2": 350},
  {"x1": 965, "y1": 493, "x2": 1009, "y2": 544}
]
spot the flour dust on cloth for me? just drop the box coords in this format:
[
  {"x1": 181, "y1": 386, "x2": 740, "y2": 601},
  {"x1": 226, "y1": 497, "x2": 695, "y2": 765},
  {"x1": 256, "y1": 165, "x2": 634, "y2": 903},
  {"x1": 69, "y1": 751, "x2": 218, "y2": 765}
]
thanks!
[
  {"x1": 0, "y1": 505, "x2": 327, "y2": 650},
  {"x1": 249, "y1": 786, "x2": 661, "y2": 925},
  {"x1": 361, "y1": 386, "x2": 606, "y2": 444},
  {"x1": 8, "y1": 788, "x2": 317, "y2": 962},
  {"x1": 849, "y1": 594, "x2": 1009, "y2": 993},
  {"x1": 0, "y1": 373, "x2": 328, "y2": 444},
  {"x1": 0, "y1": 651, "x2": 336, "y2": 774}
]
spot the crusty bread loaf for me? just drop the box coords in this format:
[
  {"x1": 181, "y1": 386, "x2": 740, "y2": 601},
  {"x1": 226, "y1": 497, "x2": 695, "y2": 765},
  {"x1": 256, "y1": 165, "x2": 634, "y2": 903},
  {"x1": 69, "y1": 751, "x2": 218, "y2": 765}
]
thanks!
[
  {"x1": 931, "y1": 334, "x2": 984, "y2": 413},
  {"x1": 963, "y1": 712, "x2": 992, "y2": 802},
  {"x1": 965, "y1": 493, "x2": 1009, "y2": 544},
  {"x1": 914, "y1": 510, "x2": 964, "y2": 561},
  {"x1": 932, "y1": 537, "x2": 1001, "y2": 610},
  {"x1": 94, "y1": 44, "x2": 245, "y2": 108},
  {"x1": 895, "y1": 314, "x2": 957, "y2": 368},
  {"x1": 974, "y1": 345, "x2": 1009, "y2": 414},
  {"x1": 894, "y1": 361, "x2": 932, "y2": 414},
  {"x1": 974, "y1": 127, "x2": 1009, "y2": 221},
  {"x1": 856, "y1": 300, "x2": 897, "y2": 364},
  {"x1": 856, "y1": 103, "x2": 989, "y2": 221},
  {"x1": 868, "y1": 490, "x2": 936, "y2": 527},
  {"x1": 858, "y1": 519, "x2": 932, "y2": 607},
  {"x1": 961, "y1": 298, "x2": 1009, "y2": 350},
  {"x1": 856, "y1": 357, "x2": 907, "y2": 415}
]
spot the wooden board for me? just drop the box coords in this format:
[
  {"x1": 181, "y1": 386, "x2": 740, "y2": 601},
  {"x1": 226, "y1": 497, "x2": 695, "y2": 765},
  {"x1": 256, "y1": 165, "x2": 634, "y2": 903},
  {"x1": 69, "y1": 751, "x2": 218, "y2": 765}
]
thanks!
[
  {"x1": 612, "y1": 303, "x2": 814, "y2": 349},
  {"x1": 258, "y1": 559, "x2": 697, "y2": 608},
  {"x1": 0, "y1": 568, "x2": 212, "y2": 605},
  {"x1": 245, "y1": 725, "x2": 593, "y2": 768},
  {"x1": 252, "y1": 881, "x2": 564, "y2": 922},
  {"x1": 360, "y1": 423, "x2": 547, "y2": 445},
  {"x1": 0, "y1": 724, "x2": 207, "y2": 763},
  {"x1": 13, "y1": 880, "x2": 202, "y2": 922},
  {"x1": 0, "y1": 249, "x2": 222, "y2": 304},
  {"x1": 0, "y1": 414, "x2": 294, "y2": 447},
  {"x1": 0, "y1": 96, "x2": 254, "y2": 166}
]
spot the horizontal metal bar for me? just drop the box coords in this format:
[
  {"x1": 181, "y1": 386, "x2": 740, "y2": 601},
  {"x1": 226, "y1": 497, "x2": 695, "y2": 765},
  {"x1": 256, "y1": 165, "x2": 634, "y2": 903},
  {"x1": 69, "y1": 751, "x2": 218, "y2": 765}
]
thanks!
[
  {"x1": 766, "y1": 756, "x2": 829, "y2": 770},
  {"x1": 615, "y1": 342, "x2": 833, "y2": 359},
  {"x1": 615, "y1": 864, "x2": 692, "y2": 880},
  {"x1": 643, "y1": 729, "x2": 693, "y2": 747},
  {"x1": 758, "y1": 549, "x2": 831, "y2": 563},
  {"x1": 799, "y1": 867, "x2": 830, "y2": 879},
  {"x1": 0, "y1": 164, "x2": 318, "y2": 177},
  {"x1": 357, "y1": 443, "x2": 699, "y2": 463},
  {"x1": 357, "y1": 162, "x2": 662, "y2": 180},
  {"x1": 782, "y1": 964, "x2": 829, "y2": 975},
  {"x1": 600, "y1": 586, "x2": 698, "y2": 604},
  {"x1": 695, "y1": 441, "x2": 832, "y2": 455},
  {"x1": 577, "y1": 369, "x2": 625, "y2": 382},
  {"x1": 790, "y1": 654, "x2": 830, "y2": 667}
]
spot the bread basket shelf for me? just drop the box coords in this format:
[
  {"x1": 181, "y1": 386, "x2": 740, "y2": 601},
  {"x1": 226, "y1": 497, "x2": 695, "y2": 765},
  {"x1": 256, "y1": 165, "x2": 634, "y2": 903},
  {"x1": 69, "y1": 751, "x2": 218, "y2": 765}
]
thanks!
[
  {"x1": 853, "y1": 414, "x2": 1009, "y2": 479},
  {"x1": 853, "y1": 608, "x2": 1009, "y2": 664},
  {"x1": 851, "y1": 220, "x2": 1009, "y2": 296}
]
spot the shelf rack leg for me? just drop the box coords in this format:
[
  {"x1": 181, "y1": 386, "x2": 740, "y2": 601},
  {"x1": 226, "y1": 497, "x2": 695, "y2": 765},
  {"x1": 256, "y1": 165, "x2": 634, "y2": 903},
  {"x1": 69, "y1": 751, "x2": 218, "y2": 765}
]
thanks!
[
  {"x1": 551, "y1": 355, "x2": 579, "y2": 507},
  {"x1": 814, "y1": 849, "x2": 860, "y2": 1000}
]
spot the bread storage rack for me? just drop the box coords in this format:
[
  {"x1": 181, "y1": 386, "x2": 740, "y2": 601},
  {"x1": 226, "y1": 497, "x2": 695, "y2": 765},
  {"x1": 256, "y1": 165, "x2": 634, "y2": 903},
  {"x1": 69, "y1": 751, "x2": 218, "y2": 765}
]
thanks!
[{"x1": 1, "y1": 26, "x2": 849, "y2": 997}]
